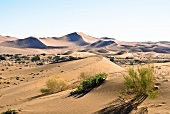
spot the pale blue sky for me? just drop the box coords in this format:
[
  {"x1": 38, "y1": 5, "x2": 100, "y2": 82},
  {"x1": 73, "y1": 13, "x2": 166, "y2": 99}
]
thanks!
[{"x1": 0, "y1": 0, "x2": 170, "y2": 41}]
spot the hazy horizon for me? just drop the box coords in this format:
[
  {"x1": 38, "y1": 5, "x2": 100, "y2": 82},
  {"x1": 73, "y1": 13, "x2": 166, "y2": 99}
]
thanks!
[{"x1": 0, "y1": 0, "x2": 170, "y2": 42}]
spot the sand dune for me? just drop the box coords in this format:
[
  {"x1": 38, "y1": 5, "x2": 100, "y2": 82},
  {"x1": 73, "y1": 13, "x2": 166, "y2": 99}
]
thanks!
[
  {"x1": 76, "y1": 32, "x2": 98, "y2": 43},
  {"x1": 90, "y1": 40, "x2": 116, "y2": 48},
  {"x1": 0, "y1": 35, "x2": 17, "y2": 43},
  {"x1": 19, "y1": 76, "x2": 125, "y2": 114},
  {"x1": 0, "y1": 37, "x2": 47, "y2": 48},
  {"x1": 31, "y1": 32, "x2": 98, "y2": 47},
  {"x1": 0, "y1": 55, "x2": 124, "y2": 113},
  {"x1": 59, "y1": 32, "x2": 90, "y2": 46}
]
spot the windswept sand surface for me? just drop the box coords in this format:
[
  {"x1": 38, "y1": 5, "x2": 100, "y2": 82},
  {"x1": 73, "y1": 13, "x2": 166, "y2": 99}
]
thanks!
[
  {"x1": 0, "y1": 55, "x2": 123, "y2": 113},
  {"x1": 0, "y1": 54, "x2": 170, "y2": 114},
  {"x1": 0, "y1": 46, "x2": 70, "y2": 54}
]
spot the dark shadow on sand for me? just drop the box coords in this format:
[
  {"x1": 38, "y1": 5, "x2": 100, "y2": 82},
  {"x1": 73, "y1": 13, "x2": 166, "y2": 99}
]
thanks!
[{"x1": 94, "y1": 94, "x2": 148, "y2": 114}]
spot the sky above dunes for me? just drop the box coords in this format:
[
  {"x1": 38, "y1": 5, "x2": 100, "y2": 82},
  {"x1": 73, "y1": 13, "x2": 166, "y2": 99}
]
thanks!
[{"x1": 0, "y1": 0, "x2": 170, "y2": 41}]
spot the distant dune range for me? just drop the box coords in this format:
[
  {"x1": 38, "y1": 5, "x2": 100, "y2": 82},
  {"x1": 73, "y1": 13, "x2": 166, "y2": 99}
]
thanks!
[{"x1": 0, "y1": 32, "x2": 170, "y2": 53}]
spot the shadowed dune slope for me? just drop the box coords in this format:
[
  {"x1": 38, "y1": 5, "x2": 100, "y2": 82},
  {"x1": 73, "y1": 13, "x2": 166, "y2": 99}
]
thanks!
[
  {"x1": 0, "y1": 37, "x2": 47, "y2": 48},
  {"x1": 59, "y1": 32, "x2": 90, "y2": 46},
  {"x1": 90, "y1": 40, "x2": 117, "y2": 48},
  {"x1": 101, "y1": 37, "x2": 116, "y2": 40}
]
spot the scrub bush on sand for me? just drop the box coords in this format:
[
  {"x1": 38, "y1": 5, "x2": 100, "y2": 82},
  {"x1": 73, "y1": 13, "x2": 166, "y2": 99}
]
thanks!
[
  {"x1": 124, "y1": 64, "x2": 158, "y2": 99},
  {"x1": 70, "y1": 73, "x2": 107, "y2": 96},
  {"x1": 40, "y1": 76, "x2": 67, "y2": 94}
]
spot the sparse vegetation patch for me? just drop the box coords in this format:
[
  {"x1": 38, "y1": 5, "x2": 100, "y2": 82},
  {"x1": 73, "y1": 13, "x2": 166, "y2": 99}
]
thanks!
[
  {"x1": 40, "y1": 76, "x2": 67, "y2": 94},
  {"x1": 1, "y1": 108, "x2": 18, "y2": 114},
  {"x1": 70, "y1": 73, "x2": 107, "y2": 96},
  {"x1": 124, "y1": 65, "x2": 158, "y2": 98}
]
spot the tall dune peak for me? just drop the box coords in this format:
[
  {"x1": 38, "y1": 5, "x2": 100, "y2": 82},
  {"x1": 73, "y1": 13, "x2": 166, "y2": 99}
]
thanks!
[{"x1": 59, "y1": 32, "x2": 89, "y2": 46}]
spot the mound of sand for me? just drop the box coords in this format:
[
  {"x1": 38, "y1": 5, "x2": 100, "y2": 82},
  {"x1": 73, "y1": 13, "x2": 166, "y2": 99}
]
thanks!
[
  {"x1": 58, "y1": 55, "x2": 124, "y2": 81},
  {"x1": 76, "y1": 32, "x2": 98, "y2": 43},
  {"x1": 0, "y1": 37, "x2": 47, "y2": 48},
  {"x1": 38, "y1": 32, "x2": 98, "y2": 47},
  {"x1": 90, "y1": 40, "x2": 116, "y2": 48},
  {"x1": 59, "y1": 32, "x2": 89, "y2": 46},
  {"x1": 0, "y1": 35, "x2": 17, "y2": 43}
]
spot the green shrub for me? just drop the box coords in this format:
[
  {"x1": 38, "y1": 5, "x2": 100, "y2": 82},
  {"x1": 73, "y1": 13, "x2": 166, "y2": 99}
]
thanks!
[
  {"x1": 70, "y1": 73, "x2": 107, "y2": 96},
  {"x1": 31, "y1": 55, "x2": 40, "y2": 62},
  {"x1": 1, "y1": 108, "x2": 17, "y2": 114},
  {"x1": 124, "y1": 65, "x2": 158, "y2": 98},
  {"x1": 40, "y1": 76, "x2": 67, "y2": 94},
  {"x1": 0, "y1": 55, "x2": 6, "y2": 60},
  {"x1": 53, "y1": 56, "x2": 60, "y2": 63}
]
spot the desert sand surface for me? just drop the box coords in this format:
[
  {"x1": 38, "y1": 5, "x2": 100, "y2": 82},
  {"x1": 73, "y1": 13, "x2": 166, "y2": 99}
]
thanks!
[
  {"x1": 0, "y1": 32, "x2": 170, "y2": 114},
  {"x1": 0, "y1": 51, "x2": 170, "y2": 114},
  {"x1": 0, "y1": 36, "x2": 17, "y2": 43},
  {"x1": 0, "y1": 46, "x2": 73, "y2": 55},
  {"x1": 0, "y1": 54, "x2": 124, "y2": 113}
]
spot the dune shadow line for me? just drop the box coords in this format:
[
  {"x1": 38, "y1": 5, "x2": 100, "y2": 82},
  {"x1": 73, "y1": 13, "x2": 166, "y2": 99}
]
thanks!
[{"x1": 94, "y1": 93, "x2": 148, "y2": 114}]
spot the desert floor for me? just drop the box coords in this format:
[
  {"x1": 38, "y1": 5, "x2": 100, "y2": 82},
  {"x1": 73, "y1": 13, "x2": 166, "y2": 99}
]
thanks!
[{"x1": 0, "y1": 53, "x2": 170, "y2": 114}]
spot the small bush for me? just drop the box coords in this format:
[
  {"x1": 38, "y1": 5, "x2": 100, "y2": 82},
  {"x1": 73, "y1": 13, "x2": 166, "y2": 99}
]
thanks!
[
  {"x1": 1, "y1": 108, "x2": 17, "y2": 114},
  {"x1": 0, "y1": 55, "x2": 6, "y2": 60},
  {"x1": 70, "y1": 73, "x2": 107, "y2": 96},
  {"x1": 31, "y1": 55, "x2": 40, "y2": 62},
  {"x1": 37, "y1": 62, "x2": 44, "y2": 66},
  {"x1": 124, "y1": 65, "x2": 158, "y2": 98},
  {"x1": 40, "y1": 76, "x2": 67, "y2": 94}
]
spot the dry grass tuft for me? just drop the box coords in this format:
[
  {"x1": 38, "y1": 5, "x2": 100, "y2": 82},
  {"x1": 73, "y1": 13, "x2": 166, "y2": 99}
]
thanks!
[{"x1": 40, "y1": 76, "x2": 67, "y2": 94}]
